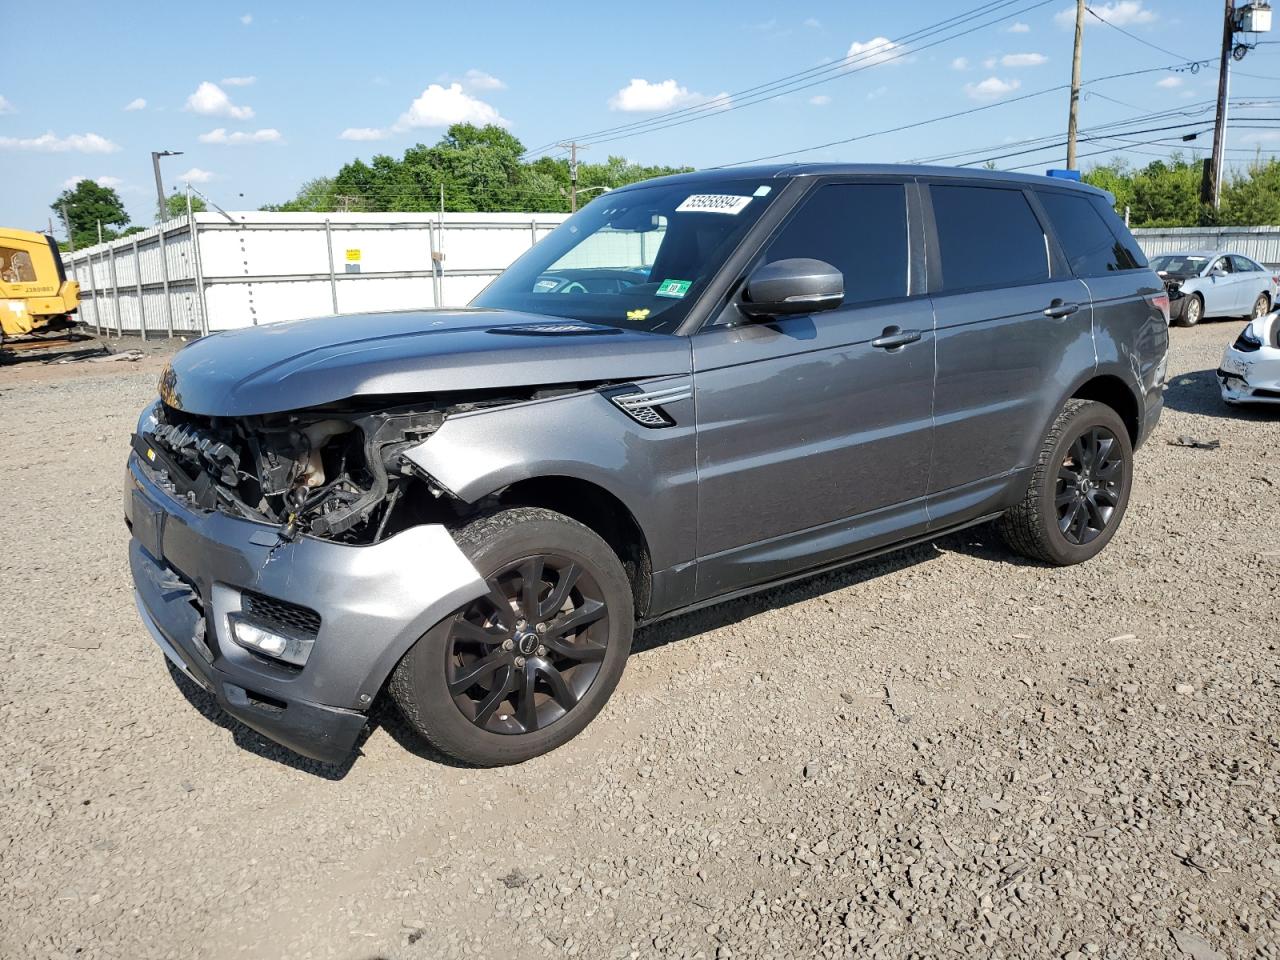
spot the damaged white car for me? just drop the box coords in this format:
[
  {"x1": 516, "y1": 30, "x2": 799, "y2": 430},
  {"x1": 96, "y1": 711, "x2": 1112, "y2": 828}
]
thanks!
[{"x1": 1219, "y1": 308, "x2": 1280, "y2": 406}]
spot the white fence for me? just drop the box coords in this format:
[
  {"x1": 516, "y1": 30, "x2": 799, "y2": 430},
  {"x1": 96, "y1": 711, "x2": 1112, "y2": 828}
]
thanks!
[
  {"x1": 63, "y1": 211, "x2": 571, "y2": 338},
  {"x1": 1131, "y1": 226, "x2": 1280, "y2": 267}
]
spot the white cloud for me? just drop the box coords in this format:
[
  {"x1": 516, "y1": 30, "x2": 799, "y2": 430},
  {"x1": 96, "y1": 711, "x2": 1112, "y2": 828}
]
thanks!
[
  {"x1": 123, "y1": 97, "x2": 147, "y2": 111},
  {"x1": 965, "y1": 76, "x2": 1022, "y2": 100},
  {"x1": 339, "y1": 127, "x2": 387, "y2": 141},
  {"x1": 462, "y1": 69, "x2": 505, "y2": 91},
  {"x1": 866, "y1": 86, "x2": 889, "y2": 101},
  {"x1": 0, "y1": 94, "x2": 14, "y2": 114},
  {"x1": 984, "y1": 57, "x2": 998, "y2": 69},
  {"x1": 240, "y1": 13, "x2": 252, "y2": 24},
  {"x1": 951, "y1": 57, "x2": 970, "y2": 71},
  {"x1": 809, "y1": 94, "x2": 831, "y2": 106},
  {"x1": 0, "y1": 131, "x2": 120, "y2": 153},
  {"x1": 221, "y1": 75, "x2": 256, "y2": 87},
  {"x1": 185, "y1": 81, "x2": 254, "y2": 120},
  {"x1": 1240, "y1": 131, "x2": 1280, "y2": 144},
  {"x1": 177, "y1": 167, "x2": 216, "y2": 183},
  {"x1": 1056, "y1": 1, "x2": 1156, "y2": 28},
  {"x1": 843, "y1": 37, "x2": 902, "y2": 69},
  {"x1": 396, "y1": 82, "x2": 508, "y2": 127},
  {"x1": 198, "y1": 127, "x2": 282, "y2": 144},
  {"x1": 803, "y1": 17, "x2": 821, "y2": 28},
  {"x1": 62, "y1": 175, "x2": 123, "y2": 189},
  {"x1": 1002, "y1": 52, "x2": 1047, "y2": 67},
  {"x1": 1008, "y1": 21, "x2": 1031, "y2": 32},
  {"x1": 1156, "y1": 76, "x2": 1183, "y2": 89},
  {"x1": 608, "y1": 78, "x2": 729, "y2": 112}
]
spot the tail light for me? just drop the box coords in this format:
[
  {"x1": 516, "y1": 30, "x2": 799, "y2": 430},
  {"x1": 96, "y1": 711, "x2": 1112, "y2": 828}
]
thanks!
[{"x1": 1148, "y1": 292, "x2": 1171, "y2": 325}]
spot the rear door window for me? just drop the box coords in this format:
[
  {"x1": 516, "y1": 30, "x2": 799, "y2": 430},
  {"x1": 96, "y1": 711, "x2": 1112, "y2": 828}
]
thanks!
[
  {"x1": 1086, "y1": 197, "x2": 1146, "y2": 269},
  {"x1": 930, "y1": 184, "x2": 1049, "y2": 291},
  {"x1": 1038, "y1": 191, "x2": 1136, "y2": 276},
  {"x1": 1230, "y1": 255, "x2": 1260, "y2": 273},
  {"x1": 764, "y1": 182, "x2": 909, "y2": 306}
]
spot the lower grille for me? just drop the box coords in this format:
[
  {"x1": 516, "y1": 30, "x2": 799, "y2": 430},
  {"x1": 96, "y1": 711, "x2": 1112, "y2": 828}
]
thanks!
[{"x1": 242, "y1": 591, "x2": 321, "y2": 638}]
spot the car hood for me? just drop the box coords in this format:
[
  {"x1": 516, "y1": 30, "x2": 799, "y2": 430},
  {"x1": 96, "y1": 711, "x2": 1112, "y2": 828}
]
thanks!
[{"x1": 160, "y1": 308, "x2": 691, "y2": 416}]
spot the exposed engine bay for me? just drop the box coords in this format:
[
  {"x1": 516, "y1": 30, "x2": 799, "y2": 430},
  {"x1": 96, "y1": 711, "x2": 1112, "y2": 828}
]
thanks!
[{"x1": 135, "y1": 387, "x2": 582, "y2": 544}]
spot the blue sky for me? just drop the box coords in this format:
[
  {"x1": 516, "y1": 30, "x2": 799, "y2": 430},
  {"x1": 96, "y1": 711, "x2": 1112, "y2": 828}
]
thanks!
[{"x1": 2, "y1": 0, "x2": 1277, "y2": 232}]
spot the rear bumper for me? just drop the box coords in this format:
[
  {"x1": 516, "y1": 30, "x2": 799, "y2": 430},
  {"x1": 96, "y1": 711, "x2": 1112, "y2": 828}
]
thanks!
[{"x1": 125, "y1": 452, "x2": 486, "y2": 764}]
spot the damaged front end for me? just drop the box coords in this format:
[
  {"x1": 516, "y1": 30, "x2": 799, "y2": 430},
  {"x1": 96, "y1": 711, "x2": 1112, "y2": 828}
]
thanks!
[{"x1": 136, "y1": 388, "x2": 566, "y2": 545}]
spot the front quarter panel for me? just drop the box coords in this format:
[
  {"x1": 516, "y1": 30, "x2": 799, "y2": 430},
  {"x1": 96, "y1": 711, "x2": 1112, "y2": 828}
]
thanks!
[{"x1": 403, "y1": 372, "x2": 698, "y2": 585}]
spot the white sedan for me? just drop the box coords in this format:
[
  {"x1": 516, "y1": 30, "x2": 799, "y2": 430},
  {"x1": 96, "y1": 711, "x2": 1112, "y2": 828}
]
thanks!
[
  {"x1": 1219, "y1": 308, "x2": 1280, "y2": 406},
  {"x1": 1153, "y1": 251, "x2": 1278, "y2": 327}
]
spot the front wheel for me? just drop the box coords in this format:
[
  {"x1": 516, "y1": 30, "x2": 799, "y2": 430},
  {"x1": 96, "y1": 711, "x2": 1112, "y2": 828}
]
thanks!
[
  {"x1": 998, "y1": 399, "x2": 1134, "y2": 566},
  {"x1": 389, "y1": 507, "x2": 634, "y2": 766},
  {"x1": 1175, "y1": 293, "x2": 1203, "y2": 327}
]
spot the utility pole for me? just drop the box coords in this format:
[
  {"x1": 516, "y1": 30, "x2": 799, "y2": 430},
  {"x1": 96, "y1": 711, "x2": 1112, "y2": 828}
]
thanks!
[
  {"x1": 557, "y1": 141, "x2": 588, "y2": 212},
  {"x1": 60, "y1": 203, "x2": 76, "y2": 252},
  {"x1": 152, "y1": 150, "x2": 184, "y2": 222},
  {"x1": 1205, "y1": 0, "x2": 1237, "y2": 209},
  {"x1": 1065, "y1": 0, "x2": 1085, "y2": 169}
]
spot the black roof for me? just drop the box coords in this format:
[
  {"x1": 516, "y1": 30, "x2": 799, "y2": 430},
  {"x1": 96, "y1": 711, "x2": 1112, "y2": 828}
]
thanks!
[{"x1": 611, "y1": 162, "x2": 1110, "y2": 200}]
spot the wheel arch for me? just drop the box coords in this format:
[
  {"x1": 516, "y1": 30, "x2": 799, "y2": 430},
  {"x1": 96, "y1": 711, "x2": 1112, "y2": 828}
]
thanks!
[
  {"x1": 492, "y1": 475, "x2": 654, "y2": 620},
  {"x1": 1068, "y1": 372, "x2": 1142, "y2": 447}
]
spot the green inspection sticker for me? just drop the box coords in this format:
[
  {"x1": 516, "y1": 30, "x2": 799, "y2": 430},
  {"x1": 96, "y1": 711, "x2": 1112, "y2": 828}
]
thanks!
[{"x1": 655, "y1": 278, "x2": 692, "y2": 299}]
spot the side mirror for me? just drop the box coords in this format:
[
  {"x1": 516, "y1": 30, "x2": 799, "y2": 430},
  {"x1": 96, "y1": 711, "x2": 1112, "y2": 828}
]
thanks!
[{"x1": 741, "y1": 258, "x2": 844, "y2": 319}]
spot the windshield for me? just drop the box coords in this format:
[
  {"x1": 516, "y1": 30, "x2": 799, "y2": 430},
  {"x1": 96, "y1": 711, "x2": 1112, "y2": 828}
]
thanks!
[
  {"x1": 1150, "y1": 254, "x2": 1208, "y2": 277},
  {"x1": 471, "y1": 178, "x2": 782, "y2": 332}
]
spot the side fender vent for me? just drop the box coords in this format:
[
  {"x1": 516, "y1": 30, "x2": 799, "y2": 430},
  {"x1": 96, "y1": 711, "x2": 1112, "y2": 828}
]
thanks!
[{"x1": 607, "y1": 383, "x2": 692, "y2": 428}]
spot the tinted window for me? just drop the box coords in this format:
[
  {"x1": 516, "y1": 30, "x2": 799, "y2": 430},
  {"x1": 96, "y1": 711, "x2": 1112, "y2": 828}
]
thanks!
[
  {"x1": 931, "y1": 185, "x2": 1049, "y2": 290},
  {"x1": 1231, "y1": 255, "x2": 1260, "y2": 273},
  {"x1": 1087, "y1": 197, "x2": 1146, "y2": 268},
  {"x1": 764, "y1": 183, "x2": 908, "y2": 305},
  {"x1": 1039, "y1": 191, "x2": 1140, "y2": 276}
]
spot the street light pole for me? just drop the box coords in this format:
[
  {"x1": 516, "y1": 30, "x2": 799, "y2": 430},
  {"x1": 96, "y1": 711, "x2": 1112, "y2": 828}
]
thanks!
[{"x1": 152, "y1": 150, "x2": 184, "y2": 222}]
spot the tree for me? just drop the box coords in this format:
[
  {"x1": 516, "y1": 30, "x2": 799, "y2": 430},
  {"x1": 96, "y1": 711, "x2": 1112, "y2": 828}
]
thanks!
[
  {"x1": 267, "y1": 123, "x2": 693, "y2": 214},
  {"x1": 164, "y1": 192, "x2": 207, "y2": 220},
  {"x1": 1220, "y1": 157, "x2": 1280, "y2": 226},
  {"x1": 51, "y1": 180, "x2": 131, "y2": 249}
]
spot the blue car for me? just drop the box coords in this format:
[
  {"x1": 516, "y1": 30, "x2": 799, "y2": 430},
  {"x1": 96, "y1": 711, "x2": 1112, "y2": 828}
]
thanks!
[{"x1": 1152, "y1": 250, "x2": 1278, "y2": 327}]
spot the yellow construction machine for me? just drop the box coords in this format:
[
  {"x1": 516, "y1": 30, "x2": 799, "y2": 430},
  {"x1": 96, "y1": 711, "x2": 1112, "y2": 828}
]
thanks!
[{"x1": 0, "y1": 228, "x2": 82, "y2": 356}]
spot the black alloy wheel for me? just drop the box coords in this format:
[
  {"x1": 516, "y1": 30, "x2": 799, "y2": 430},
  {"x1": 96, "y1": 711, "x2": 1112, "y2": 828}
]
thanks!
[
  {"x1": 1054, "y1": 426, "x2": 1123, "y2": 546},
  {"x1": 446, "y1": 555, "x2": 609, "y2": 735}
]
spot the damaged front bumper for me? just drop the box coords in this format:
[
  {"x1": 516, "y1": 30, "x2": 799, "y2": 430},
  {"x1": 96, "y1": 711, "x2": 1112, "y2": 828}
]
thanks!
[{"x1": 125, "y1": 452, "x2": 486, "y2": 764}]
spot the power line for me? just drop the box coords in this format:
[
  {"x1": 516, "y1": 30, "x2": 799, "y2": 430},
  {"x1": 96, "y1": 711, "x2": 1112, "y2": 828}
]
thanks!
[
  {"x1": 715, "y1": 62, "x2": 1213, "y2": 168},
  {"x1": 1085, "y1": 5, "x2": 1193, "y2": 61},
  {"x1": 524, "y1": 0, "x2": 1058, "y2": 158}
]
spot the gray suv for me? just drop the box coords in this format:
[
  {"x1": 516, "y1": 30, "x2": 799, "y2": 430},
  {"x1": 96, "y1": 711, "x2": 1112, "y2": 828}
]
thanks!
[{"x1": 125, "y1": 165, "x2": 1169, "y2": 767}]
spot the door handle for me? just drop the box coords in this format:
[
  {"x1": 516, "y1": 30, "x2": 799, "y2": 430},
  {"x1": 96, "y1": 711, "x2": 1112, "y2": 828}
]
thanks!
[
  {"x1": 871, "y1": 328, "x2": 923, "y2": 350},
  {"x1": 1044, "y1": 300, "x2": 1080, "y2": 319}
]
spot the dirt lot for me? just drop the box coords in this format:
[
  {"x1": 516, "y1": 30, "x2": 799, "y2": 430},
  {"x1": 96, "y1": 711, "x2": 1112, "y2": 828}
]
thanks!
[{"x1": 1, "y1": 323, "x2": 1277, "y2": 960}]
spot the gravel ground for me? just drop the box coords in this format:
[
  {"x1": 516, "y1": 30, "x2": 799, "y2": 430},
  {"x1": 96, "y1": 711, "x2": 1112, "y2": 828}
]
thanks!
[{"x1": 1, "y1": 322, "x2": 1277, "y2": 960}]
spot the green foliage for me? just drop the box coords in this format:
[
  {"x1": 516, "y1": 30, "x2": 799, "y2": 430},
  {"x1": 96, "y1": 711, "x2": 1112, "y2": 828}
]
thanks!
[
  {"x1": 50, "y1": 180, "x2": 132, "y2": 249},
  {"x1": 1082, "y1": 153, "x2": 1280, "y2": 227},
  {"x1": 267, "y1": 123, "x2": 693, "y2": 213},
  {"x1": 260, "y1": 177, "x2": 338, "y2": 212},
  {"x1": 164, "y1": 193, "x2": 207, "y2": 219}
]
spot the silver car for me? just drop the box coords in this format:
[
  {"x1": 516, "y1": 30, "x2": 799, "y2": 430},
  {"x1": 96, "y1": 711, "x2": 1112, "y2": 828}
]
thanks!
[{"x1": 1152, "y1": 250, "x2": 1279, "y2": 327}]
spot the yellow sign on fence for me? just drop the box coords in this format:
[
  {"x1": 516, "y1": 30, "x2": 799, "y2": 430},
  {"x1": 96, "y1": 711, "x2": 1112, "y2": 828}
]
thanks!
[{"x1": 345, "y1": 248, "x2": 361, "y2": 262}]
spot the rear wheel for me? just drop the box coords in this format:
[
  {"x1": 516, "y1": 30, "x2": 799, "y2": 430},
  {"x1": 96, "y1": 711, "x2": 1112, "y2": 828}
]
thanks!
[
  {"x1": 389, "y1": 507, "x2": 634, "y2": 766},
  {"x1": 998, "y1": 399, "x2": 1133, "y2": 566},
  {"x1": 1251, "y1": 293, "x2": 1271, "y2": 320},
  {"x1": 1175, "y1": 293, "x2": 1203, "y2": 327}
]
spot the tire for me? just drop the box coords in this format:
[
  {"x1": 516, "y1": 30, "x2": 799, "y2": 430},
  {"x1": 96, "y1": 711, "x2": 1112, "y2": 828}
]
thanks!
[
  {"x1": 1174, "y1": 293, "x2": 1203, "y2": 327},
  {"x1": 389, "y1": 507, "x2": 634, "y2": 766},
  {"x1": 1250, "y1": 293, "x2": 1271, "y2": 320},
  {"x1": 998, "y1": 399, "x2": 1134, "y2": 566}
]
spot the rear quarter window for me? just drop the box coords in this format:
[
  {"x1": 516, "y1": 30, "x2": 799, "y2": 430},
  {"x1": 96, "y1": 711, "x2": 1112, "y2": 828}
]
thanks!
[
  {"x1": 930, "y1": 184, "x2": 1050, "y2": 291},
  {"x1": 1038, "y1": 190, "x2": 1140, "y2": 276}
]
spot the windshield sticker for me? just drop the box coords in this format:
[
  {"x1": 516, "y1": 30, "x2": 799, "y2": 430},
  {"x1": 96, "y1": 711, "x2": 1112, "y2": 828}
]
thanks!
[
  {"x1": 655, "y1": 279, "x2": 692, "y2": 299},
  {"x1": 676, "y1": 194, "x2": 753, "y2": 215},
  {"x1": 753, "y1": 185, "x2": 773, "y2": 197},
  {"x1": 626, "y1": 308, "x2": 651, "y2": 321}
]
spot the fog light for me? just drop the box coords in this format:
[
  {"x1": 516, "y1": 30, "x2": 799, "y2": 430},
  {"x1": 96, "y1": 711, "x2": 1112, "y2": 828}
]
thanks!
[{"x1": 229, "y1": 616, "x2": 312, "y2": 666}]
